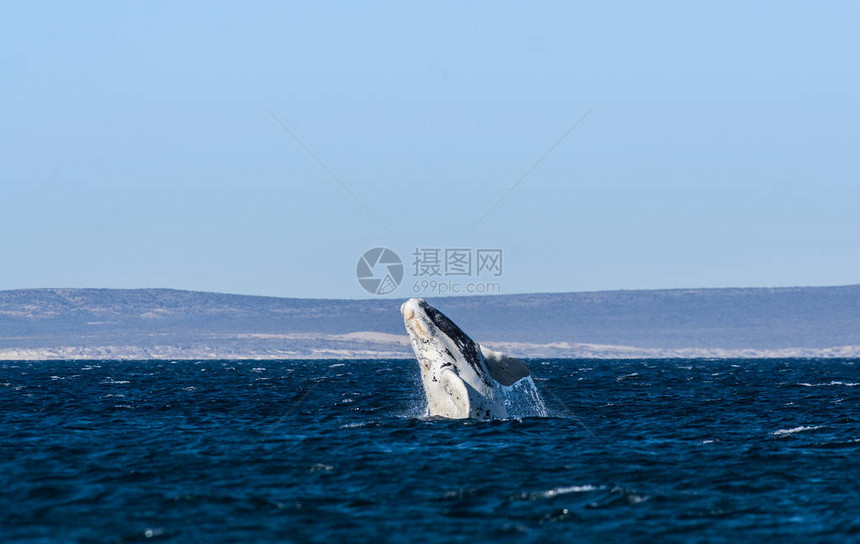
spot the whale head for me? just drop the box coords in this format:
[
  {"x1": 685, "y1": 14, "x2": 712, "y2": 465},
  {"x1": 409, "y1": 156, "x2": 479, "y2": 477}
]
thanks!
[{"x1": 401, "y1": 298, "x2": 487, "y2": 381}]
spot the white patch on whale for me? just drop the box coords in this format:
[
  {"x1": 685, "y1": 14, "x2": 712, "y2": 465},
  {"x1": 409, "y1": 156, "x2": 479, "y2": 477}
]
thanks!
[{"x1": 400, "y1": 298, "x2": 547, "y2": 419}]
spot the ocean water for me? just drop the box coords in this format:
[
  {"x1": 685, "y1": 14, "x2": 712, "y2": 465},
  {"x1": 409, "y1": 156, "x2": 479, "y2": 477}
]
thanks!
[{"x1": 2, "y1": 358, "x2": 859, "y2": 543}]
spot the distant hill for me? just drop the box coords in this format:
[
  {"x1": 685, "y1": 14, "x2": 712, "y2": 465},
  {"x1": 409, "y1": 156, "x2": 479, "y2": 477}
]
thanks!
[{"x1": 1, "y1": 286, "x2": 859, "y2": 359}]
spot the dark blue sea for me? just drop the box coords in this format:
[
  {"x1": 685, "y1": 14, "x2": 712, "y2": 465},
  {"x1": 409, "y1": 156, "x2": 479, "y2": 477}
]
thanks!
[{"x1": 2, "y1": 359, "x2": 859, "y2": 543}]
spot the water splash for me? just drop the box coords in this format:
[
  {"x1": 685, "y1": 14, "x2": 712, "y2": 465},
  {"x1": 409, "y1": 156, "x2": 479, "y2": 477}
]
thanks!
[{"x1": 499, "y1": 375, "x2": 548, "y2": 418}]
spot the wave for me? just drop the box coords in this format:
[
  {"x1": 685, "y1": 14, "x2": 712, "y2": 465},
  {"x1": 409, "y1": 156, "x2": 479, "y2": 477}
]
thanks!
[
  {"x1": 797, "y1": 381, "x2": 859, "y2": 387},
  {"x1": 772, "y1": 425, "x2": 823, "y2": 437}
]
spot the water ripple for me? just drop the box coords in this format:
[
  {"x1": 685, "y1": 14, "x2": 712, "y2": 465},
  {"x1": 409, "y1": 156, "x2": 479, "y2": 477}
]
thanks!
[{"x1": 0, "y1": 358, "x2": 858, "y2": 542}]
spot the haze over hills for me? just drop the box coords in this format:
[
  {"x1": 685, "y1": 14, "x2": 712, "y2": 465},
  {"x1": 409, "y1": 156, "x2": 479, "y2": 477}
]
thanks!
[{"x1": 1, "y1": 286, "x2": 859, "y2": 359}]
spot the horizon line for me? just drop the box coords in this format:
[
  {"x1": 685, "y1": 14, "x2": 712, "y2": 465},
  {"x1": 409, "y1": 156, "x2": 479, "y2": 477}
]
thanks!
[{"x1": 2, "y1": 282, "x2": 859, "y2": 302}]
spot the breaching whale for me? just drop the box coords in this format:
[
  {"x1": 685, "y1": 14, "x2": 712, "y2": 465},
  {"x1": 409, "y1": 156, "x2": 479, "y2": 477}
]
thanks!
[{"x1": 400, "y1": 298, "x2": 546, "y2": 419}]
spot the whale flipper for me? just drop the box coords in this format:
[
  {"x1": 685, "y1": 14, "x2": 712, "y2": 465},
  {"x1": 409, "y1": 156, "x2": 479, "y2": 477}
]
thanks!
[{"x1": 480, "y1": 346, "x2": 531, "y2": 386}]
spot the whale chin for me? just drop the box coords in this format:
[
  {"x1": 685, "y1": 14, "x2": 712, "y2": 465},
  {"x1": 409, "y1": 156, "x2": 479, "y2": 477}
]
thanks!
[{"x1": 425, "y1": 368, "x2": 472, "y2": 419}]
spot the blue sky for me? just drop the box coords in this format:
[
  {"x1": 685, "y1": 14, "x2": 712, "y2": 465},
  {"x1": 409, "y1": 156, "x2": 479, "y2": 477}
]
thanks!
[{"x1": 2, "y1": 2, "x2": 858, "y2": 298}]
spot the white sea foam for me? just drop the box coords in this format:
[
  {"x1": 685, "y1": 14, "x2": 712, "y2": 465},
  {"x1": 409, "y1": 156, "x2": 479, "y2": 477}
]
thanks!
[
  {"x1": 340, "y1": 422, "x2": 367, "y2": 429},
  {"x1": 798, "y1": 381, "x2": 859, "y2": 387},
  {"x1": 531, "y1": 485, "x2": 600, "y2": 499},
  {"x1": 773, "y1": 425, "x2": 822, "y2": 437}
]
